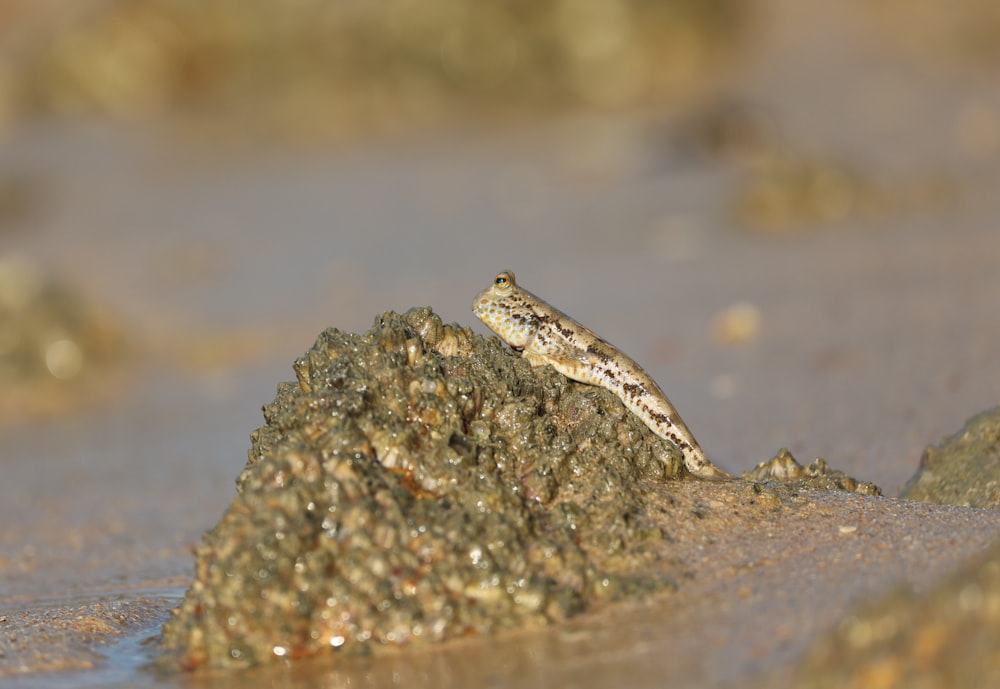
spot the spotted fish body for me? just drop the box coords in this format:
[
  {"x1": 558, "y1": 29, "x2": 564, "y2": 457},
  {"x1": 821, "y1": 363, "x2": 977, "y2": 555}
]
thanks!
[{"x1": 473, "y1": 271, "x2": 730, "y2": 480}]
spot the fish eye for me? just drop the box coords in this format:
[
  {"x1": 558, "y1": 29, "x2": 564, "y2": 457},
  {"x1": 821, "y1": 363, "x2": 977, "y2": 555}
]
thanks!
[{"x1": 494, "y1": 271, "x2": 514, "y2": 288}]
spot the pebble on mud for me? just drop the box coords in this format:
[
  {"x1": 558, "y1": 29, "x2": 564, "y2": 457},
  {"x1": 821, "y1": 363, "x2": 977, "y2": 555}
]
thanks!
[
  {"x1": 161, "y1": 307, "x2": 691, "y2": 669},
  {"x1": 900, "y1": 405, "x2": 1000, "y2": 508}
]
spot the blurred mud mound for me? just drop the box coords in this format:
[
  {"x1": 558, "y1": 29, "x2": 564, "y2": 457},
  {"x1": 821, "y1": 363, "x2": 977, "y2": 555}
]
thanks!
[
  {"x1": 784, "y1": 537, "x2": 1000, "y2": 689},
  {"x1": 869, "y1": 0, "x2": 1000, "y2": 70},
  {"x1": 901, "y1": 406, "x2": 1000, "y2": 508},
  {"x1": 0, "y1": 0, "x2": 746, "y2": 142},
  {"x1": 0, "y1": 255, "x2": 126, "y2": 423}
]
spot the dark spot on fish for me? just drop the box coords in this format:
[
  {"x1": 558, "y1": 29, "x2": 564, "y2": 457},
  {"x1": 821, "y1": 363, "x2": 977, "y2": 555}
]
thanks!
[
  {"x1": 586, "y1": 344, "x2": 611, "y2": 364},
  {"x1": 648, "y1": 411, "x2": 671, "y2": 425},
  {"x1": 622, "y1": 382, "x2": 645, "y2": 400}
]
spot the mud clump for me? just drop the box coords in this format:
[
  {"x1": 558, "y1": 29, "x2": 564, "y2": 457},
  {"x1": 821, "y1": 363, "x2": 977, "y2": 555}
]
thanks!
[
  {"x1": 161, "y1": 307, "x2": 687, "y2": 669},
  {"x1": 900, "y1": 406, "x2": 1000, "y2": 508},
  {"x1": 744, "y1": 448, "x2": 882, "y2": 496}
]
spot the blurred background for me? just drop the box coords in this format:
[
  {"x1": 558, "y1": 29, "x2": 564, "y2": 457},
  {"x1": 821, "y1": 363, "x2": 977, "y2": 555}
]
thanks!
[{"x1": 1, "y1": 0, "x2": 1000, "y2": 683}]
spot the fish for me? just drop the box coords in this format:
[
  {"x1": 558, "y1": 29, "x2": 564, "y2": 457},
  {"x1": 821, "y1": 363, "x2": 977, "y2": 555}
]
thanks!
[{"x1": 473, "y1": 270, "x2": 730, "y2": 479}]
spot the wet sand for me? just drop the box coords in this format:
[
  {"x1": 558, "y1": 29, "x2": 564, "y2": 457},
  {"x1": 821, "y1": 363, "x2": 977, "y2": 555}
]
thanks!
[{"x1": 3, "y1": 0, "x2": 1000, "y2": 686}]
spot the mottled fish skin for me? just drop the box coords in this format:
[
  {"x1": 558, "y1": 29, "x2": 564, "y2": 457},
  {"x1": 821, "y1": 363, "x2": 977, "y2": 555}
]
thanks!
[{"x1": 473, "y1": 270, "x2": 731, "y2": 480}]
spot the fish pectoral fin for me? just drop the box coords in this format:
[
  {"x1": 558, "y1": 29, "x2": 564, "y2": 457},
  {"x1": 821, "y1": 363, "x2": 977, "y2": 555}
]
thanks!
[
  {"x1": 524, "y1": 342, "x2": 599, "y2": 374},
  {"x1": 521, "y1": 350, "x2": 551, "y2": 368}
]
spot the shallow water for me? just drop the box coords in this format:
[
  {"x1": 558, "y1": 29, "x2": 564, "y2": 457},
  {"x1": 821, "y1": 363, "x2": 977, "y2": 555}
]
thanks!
[{"x1": 1, "y1": 590, "x2": 183, "y2": 689}]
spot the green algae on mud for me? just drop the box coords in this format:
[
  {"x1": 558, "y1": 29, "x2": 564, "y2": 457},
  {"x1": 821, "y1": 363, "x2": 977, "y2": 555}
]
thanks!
[
  {"x1": 161, "y1": 307, "x2": 692, "y2": 669},
  {"x1": 901, "y1": 406, "x2": 1000, "y2": 508}
]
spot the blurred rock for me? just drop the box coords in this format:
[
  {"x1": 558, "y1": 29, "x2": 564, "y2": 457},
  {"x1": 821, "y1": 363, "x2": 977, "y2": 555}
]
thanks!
[
  {"x1": 901, "y1": 406, "x2": 1000, "y2": 508},
  {"x1": 733, "y1": 153, "x2": 882, "y2": 235}
]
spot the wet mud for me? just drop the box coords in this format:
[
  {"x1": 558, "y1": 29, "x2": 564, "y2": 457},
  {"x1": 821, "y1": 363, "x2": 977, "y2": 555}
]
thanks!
[{"x1": 0, "y1": 597, "x2": 174, "y2": 677}]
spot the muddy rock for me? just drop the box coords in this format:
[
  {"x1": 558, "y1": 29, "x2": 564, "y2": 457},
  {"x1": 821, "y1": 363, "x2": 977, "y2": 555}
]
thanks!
[
  {"x1": 161, "y1": 307, "x2": 694, "y2": 669},
  {"x1": 900, "y1": 406, "x2": 1000, "y2": 508},
  {"x1": 744, "y1": 448, "x2": 882, "y2": 496}
]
